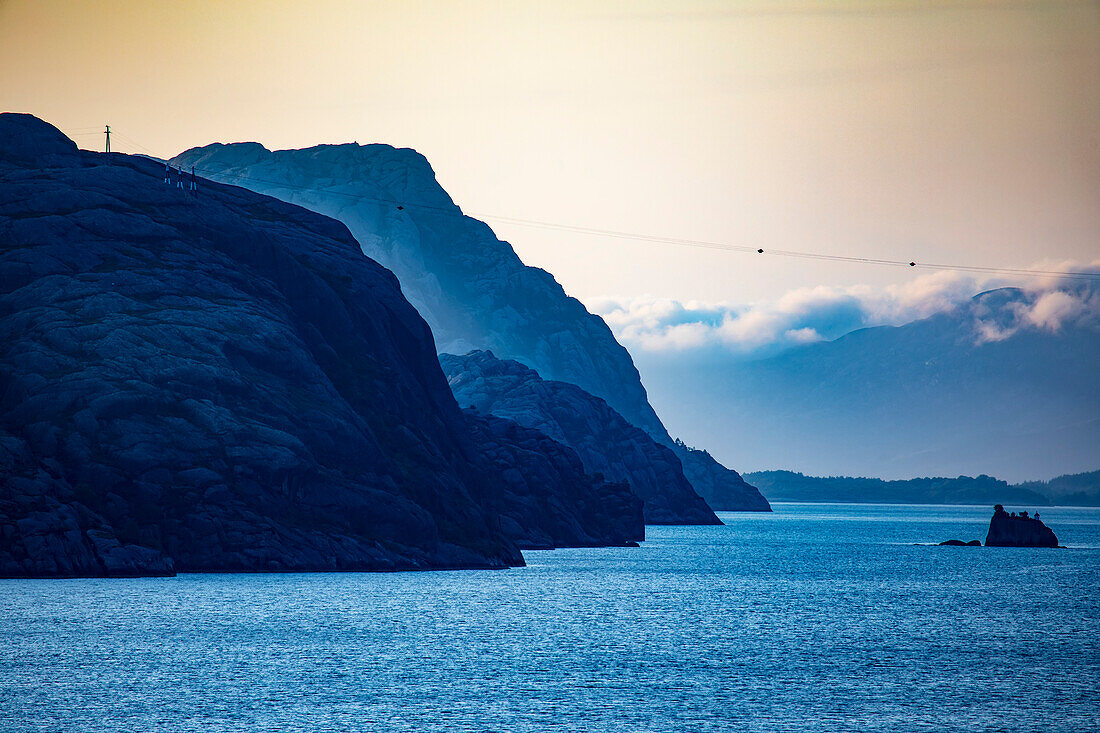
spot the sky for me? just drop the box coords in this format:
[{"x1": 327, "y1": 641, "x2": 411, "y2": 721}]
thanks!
[
  {"x1": 591, "y1": 265, "x2": 1100, "y2": 363},
  {"x1": 2, "y1": 0, "x2": 1097, "y2": 318},
  {"x1": 3, "y1": 0, "x2": 1097, "y2": 479}
]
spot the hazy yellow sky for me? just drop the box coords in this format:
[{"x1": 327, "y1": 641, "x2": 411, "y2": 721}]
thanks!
[{"x1": 2, "y1": 0, "x2": 1097, "y2": 304}]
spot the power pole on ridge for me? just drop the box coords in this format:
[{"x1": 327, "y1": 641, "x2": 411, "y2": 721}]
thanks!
[{"x1": 104, "y1": 124, "x2": 110, "y2": 153}]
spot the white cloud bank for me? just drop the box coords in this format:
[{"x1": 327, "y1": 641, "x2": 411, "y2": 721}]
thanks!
[{"x1": 588, "y1": 263, "x2": 1100, "y2": 359}]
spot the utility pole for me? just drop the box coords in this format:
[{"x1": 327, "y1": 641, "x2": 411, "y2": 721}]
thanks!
[{"x1": 104, "y1": 124, "x2": 110, "y2": 153}]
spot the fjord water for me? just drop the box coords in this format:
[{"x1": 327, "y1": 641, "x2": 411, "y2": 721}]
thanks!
[{"x1": 2, "y1": 504, "x2": 1097, "y2": 732}]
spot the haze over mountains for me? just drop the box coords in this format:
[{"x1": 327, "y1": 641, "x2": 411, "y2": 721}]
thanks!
[
  {"x1": 3, "y1": 112, "x2": 1092, "y2": 580},
  {"x1": 627, "y1": 284, "x2": 1099, "y2": 483},
  {"x1": 747, "y1": 470, "x2": 1100, "y2": 507}
]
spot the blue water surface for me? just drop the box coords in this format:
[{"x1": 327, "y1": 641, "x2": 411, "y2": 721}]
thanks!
[{"x1": 2, "y1": 503, "x2": 1098, "y2": 732}]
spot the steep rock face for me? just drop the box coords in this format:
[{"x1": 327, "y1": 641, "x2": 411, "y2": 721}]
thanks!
[
  {"x1": 441, "y1": 351, "x2": 720, "y2": 525},
  {"x1": 170, "y1": 142, "x2": 667, "y2": 440},
  {"x1": 464, "y1": 410, "x2": 643, "y2": 549},
  {"x1": 0, "y1": 113, "x2": 524, "y2": 576},
  {"x1": 1, "y1": 434, "x2": 176, "y2": 577},
  {"x1": 169, "y1": 143, "x2": 767, "y2": 511},
  {"x1": 985, "y1": 505, "x2": 1059, "y2": 548},
  {"x1": 674, "y1": 444, "x2": 770, "y2": 512}
]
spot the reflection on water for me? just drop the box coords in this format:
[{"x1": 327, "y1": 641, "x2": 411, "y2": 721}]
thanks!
[{"x1": 2, "y1": 504, "x2": 1097, "y2": 732}]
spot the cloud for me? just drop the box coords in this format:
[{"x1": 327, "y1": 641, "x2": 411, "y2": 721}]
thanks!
[
  {"x1": 1024, "y1": 290, "x2": 1086, "y2": 331},
  {"x1": 972, "y1": 319, "x2": 1015, "y2": 344},
  {"x1": 589, "y1": 264, "x2": 1100, "y2": 358},
  {"x1": 785, "y1": 327, "x2": 825, "y2": 344}
]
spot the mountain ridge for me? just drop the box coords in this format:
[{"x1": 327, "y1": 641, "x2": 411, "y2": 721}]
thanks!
[
  {"x1": 1, "y1": 114, "x2": 643, "y2": 576},
  {"x1": 637, "y1": 285, "x2": 1099, "y2": 482},
  {"x1": 746, "y1": 468, "x2": 1100, "y2": 506},
  {"x1": 441, "y1": 350, "x2": 725, "y2": 525},
  {"x1": 171, "y1": 141, "x2": 670, "y2": 441},
  {"x1": 170, "y1": 141, "x2": 768, "y2": 511}
]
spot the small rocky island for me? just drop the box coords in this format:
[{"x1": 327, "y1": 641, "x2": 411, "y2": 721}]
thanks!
[
  {"x1": 938, "y1": 505, "x2": 1061, "y2": 547},
  {"x1": 984, "y1": 505, "x2": 1060, "y2": 547}
]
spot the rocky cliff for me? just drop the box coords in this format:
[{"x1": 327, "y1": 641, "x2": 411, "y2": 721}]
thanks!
[
  {"x1": 169, "y1": 142, "x2": 768, "y2": 511},
  {"x1": 674, "y1": 444, "x2": 771, "y2": 512},
  {"x1": 0, "y1": 114, "x2": 539, "y2": 576},
  {"x1": 985, "y1": 505, "x2": 1059, "y2": 548},
  {"x1": 170, "y1": 142, "x2": 668, "y2": 440},
  {"x1": 440, "y1": 350, "x2": 721, "y2": 525},
  {"x1": 464, "y1": 410, "x2": 644, "y2": 549}
]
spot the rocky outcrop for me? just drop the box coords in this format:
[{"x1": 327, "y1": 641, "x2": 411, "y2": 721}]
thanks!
[
  {"x1": 440, "y1": 350, "x2": 720, "y2": 525},
  {"x1": 170, "y1": 141, "x2": 669, "y2": 441},
  {"x1": 0, "y1": 113, "x2": 529, "y2": 577},
  {"x1": 169, "y1": 142, "x2": 770, "y2": 512},
  {"x1": 674, "y1": 443, "x2": 770, "y2": 512},
  {"x1": 0, "y1": 436, "x2": 176, "y2": 577},
  {"x1": 984, "y1": 505, "x2": 1059, "y2": 547},
  {"x1": 938, "y1": 539, "x2": 982, "y2": 546},
  {"x1": 464, "y1": 411, "x2": 643, "y2": 549}
]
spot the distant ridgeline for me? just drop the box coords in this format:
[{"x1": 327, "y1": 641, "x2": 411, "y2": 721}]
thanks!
[
  {"x1": 638, "y1": 285, "x2": 1099, "y2": 483},
  {"x1": 747, "y1": 470, "x2": 1100, "y2": 506}
]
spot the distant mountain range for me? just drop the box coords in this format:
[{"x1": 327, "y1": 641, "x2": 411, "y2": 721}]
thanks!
[
  {"x1": 1016, "y1": 470, "x2": 1100, "y2": 507},
  {"x1": 171, "y1": 142, "x2": 768, "y2": 510},
  {"x1": 637, "y1": 286, "x2": 1099, "y2": 483},
  {"x1": 747, "y1": 469, "x2": 1100, "y2": 506}
]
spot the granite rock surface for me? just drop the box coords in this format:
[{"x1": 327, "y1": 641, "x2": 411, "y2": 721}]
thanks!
[
  {"x1": 170, "y1": 142, "x2": 769, "y2": 512},
  {"x1": 1, "y1": 113, "x2": 532, "y2": 576},
  {"x1": 464, "y1": 410, "x2": 644, "y2": 549},
  {"x1": 441, "y1": 350, "x2": 721, "y2": 525},
  {"x1": 985, "y1": 505, "x2": 1059, "y2": 548}
]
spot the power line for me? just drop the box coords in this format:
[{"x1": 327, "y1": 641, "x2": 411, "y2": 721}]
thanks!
[
  {"x1": 465, "y1": 214, "x2": 1100, "y2": 281},
  {"x1": 195, "y1": 163, "x2": 1100, "y2": 282},
  {"x1": 103, "y1": 126, "x2": 1100, "y2": 283},
  {"x1": 109, "y1": 131, "x2": 159, "y2": 157}
]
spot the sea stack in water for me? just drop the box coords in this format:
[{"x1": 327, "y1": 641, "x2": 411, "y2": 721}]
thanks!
[{"x1": 984, "y1": 505, "x2": 1059, "y2": 547}]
